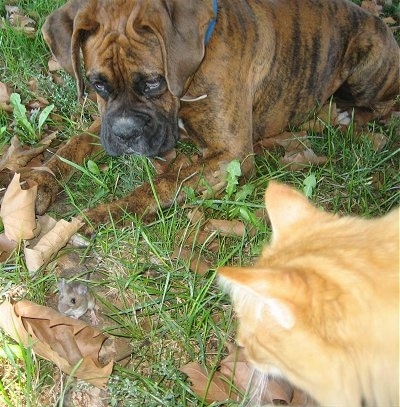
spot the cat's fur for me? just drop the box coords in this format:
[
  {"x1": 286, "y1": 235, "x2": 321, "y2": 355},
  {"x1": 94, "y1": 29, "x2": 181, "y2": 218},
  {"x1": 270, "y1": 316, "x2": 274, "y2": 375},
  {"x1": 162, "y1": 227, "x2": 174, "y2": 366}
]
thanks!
[{"x1": 219, "y1": 181, "x2": 399, "y2": 407}]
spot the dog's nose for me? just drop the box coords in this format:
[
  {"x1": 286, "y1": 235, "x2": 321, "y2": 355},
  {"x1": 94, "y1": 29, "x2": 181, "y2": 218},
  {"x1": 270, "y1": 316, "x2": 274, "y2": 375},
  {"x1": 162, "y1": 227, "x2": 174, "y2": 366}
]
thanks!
[{"x1": 111, "y1": 113, "x2": 150, "y2": 140}]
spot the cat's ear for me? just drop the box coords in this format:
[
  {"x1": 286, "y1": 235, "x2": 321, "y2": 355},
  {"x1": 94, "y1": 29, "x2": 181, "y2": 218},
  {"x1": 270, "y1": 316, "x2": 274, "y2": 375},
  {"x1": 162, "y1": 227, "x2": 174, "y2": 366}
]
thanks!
[
  {"x1": 265, "y1": 181, "x2": 317, "y2": 239},
  {"x1": 218, "y1": 266, "x2": 296, "y2": 330}
]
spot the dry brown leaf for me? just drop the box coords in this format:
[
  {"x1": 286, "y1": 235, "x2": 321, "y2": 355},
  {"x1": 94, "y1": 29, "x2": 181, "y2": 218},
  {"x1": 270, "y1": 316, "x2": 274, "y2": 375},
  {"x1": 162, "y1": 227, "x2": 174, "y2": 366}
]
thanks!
[
  {"x1": 0, "y1": 233, "x2": 18, "y2": 262},
  {"x1": 24, "y1": 214, "x2": 57, "y2": 249},
  {"x1": 0, "y1": 299, "x2": 113, "y2": 387},
  {"x1": 0, "y1": 173, "x2": 38, "y2": 241},
  {"x1": 277, "y1": 132, "x2": 311, "y2": 151},
  {"x1": 363, "y1": 132, "x2": 388, "y2": 152},
  {"x1": 280, "y1": 148, "x2": 328, "y2": 170},
  {"x1": 183, "y1": 343, "x2": 314, "y2": 405},
  {"x1": 27, "y1": 78, "x2": 38, "y2": 93},
  {"x1": 204, "y1": 219, "x2": 246, "y2": 238},
  {"x1": 27, "y1": 98, "x2": 50, "y2": 110},
  {"x1": 256, "y1": 131, "x2": 310, "y2": 152},
  {"x1": 219, "y1": 343, "x2": 252, "y2": 388},
  {"x1": 383, "y1": 16, "x2": 396, "y2": 25},
  {"x1": 180, "y1": 362, "x2": 239, "y2": 403},
  {"x1": 5, "y1": 5, "x2": 37, "y2": 37},
  {"x1": 0, "y1": 133, "x2": 57, "y2": 172},
  {"x1": 299, "y1": 102, "x2": 339, "y2": 133},
  {"x1": 173, "y1": 247, "x2": 212, "y2": 275},
  {"x1": 24, "y1": 216, "x2": 83, "y2": 274},
  {"x1": 220, "y1": 344, "x2": 295, "y2": 405},
  {"x1": 177, "y1": 228, "x2": 213, "y2": 247},
  {"x1": 186, "y1": 207, "x2": 205, "y2": 224},
  {"x1": 0, "y1": 81, "x2": 12, "y2": 112},
  {"x1": 48, "y1": 56, "x2": 62, "y2": 72},
  {"x1": 361, "y1": 1, "x2": 381, "y2": 16}
]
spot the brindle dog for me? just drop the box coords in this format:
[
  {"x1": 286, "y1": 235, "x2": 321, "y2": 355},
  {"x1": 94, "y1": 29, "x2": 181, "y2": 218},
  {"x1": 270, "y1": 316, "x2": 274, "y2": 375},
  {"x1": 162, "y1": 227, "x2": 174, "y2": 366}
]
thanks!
[{"x1": 27, "y1": 0, "x2": 399, "y2": 233}]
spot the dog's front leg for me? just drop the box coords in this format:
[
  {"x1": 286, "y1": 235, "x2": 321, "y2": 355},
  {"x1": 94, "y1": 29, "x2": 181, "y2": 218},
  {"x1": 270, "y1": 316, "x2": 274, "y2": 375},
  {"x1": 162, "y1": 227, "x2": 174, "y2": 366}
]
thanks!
[
  {"x1": 79, "y1": 145, "x2": 254, "y2": 236},
  {"x1": 21, "y1": 120, "x2": 101, "y2": 215}
]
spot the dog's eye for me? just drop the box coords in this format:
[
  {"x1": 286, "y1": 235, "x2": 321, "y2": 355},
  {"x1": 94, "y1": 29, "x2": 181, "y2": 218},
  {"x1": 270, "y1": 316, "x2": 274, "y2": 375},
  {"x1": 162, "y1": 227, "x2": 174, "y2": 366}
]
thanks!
[
  {"x1": 132, "y1": 73, "x2": 166, "y2": 97},
  {"x1": 143, "y1": 76, "x2": 166, "y2": 96},
  {"x1": 145, "y1": 79, "x2": 161, "y2": 91},
  {"x1": 93, "y1": 82, "x2": 106, "y2": 92}
]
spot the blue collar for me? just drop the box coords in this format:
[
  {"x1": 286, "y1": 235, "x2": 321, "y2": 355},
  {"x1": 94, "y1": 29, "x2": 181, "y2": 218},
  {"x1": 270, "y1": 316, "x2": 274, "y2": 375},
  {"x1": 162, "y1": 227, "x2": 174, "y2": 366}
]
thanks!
[{"x1": 204, "y1": 0, "x2": 218, "y2": 45}]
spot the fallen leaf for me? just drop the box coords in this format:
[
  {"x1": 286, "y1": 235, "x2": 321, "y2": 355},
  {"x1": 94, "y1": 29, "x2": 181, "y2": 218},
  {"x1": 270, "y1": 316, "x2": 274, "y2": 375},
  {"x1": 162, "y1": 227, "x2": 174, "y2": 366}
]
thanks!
[
  {"x1": 186, "y1": 207, "x2": 205, "y2": 224},
  {"x1": 256, "y1": 131, "x2": 311, "y2": 152},
  {"x1": 363, "y1": 132, "x2": 388, "y2": 152},
  {"x1": 5, "y1": 5, "x2": 37, "y2": 37},
  {"x1": 27, "y1": 78, "x2": 38, "y2": 93},
  {"x1": 0, "y1": 133, "x2": 57, "y2": 172},
  {"x1": 204, "y1": 219, "x2": 246, "y2": 238},
  {"x1": 0, "y1": 299, "x2": 113, "y2": 388},
  {"x1": 173, "y1": 247, "x2": 212, "y2": 275},
  {"x1": 382, "y1": 16, "x2": 396, "y2": 25},
  {"x1": 177, "y1": 228, "x2": 213, "y2": 247},
  {"x1": 24, "y1": 216, "x2": 83, "y2": 275},
  {"x1": 48, "y1": 56, "x2": 62, "y2": 72},
  {"x1": 361, "y1": 1, "x2": 381, "y2": 16},
  {"x1": 219, "y1": 344, "x2": 253, "y2": 391},
  {"x1": 220, "y1": 344, "x2": 294, "y2": 405},
  {"x1": 280, "y1": 148, "x2": 328, "y2": 170},
  {"x1": 25, "y1": 214, "x2": 57, "y2": 248},
  {"x1": 0, "y1": 173, "x2": 37, "y2": 241},
  {"x1": 0, "y1": 233, "x2": 18, "y2": 262},
  {"x1": 0, "y1": 81, "x2": 12, "y2": 112},
  {"x1": 180, "y1": 362, "x2": 239, "y2": 403},
  {"x1": 27, "y1": 97, "x2": 50, "y2": 110},
  {"x1": 299, "y1": 102, "x2": 339, "y2": 132}
]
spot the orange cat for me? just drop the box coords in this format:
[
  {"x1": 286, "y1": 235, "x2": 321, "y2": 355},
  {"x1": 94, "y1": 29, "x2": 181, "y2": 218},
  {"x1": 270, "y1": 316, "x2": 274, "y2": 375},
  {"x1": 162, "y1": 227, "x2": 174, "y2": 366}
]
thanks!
[{"x1": 219, "y1": 181, "x2": 399, "y2": 407}]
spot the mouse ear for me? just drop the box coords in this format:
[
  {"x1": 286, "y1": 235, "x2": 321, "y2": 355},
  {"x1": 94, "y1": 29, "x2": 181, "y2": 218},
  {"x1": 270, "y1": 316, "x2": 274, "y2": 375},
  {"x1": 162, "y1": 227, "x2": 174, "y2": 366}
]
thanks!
[
  {"x1": 76, "y1": 283, "x2": 88, "y2": 295},
  {"x1": 57, "y1": 278, "x2": 66, "y2": 291}
]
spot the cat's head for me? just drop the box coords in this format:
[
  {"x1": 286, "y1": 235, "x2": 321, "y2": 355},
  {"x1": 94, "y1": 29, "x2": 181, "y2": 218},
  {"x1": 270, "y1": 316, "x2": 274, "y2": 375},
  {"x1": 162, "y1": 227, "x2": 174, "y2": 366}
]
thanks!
[
  {"x1": 218, "y1": 181, "x2": 380, "y2": 405},
  {"x1": 219, "y1": 182, "x2": 333, "y2": 362}
]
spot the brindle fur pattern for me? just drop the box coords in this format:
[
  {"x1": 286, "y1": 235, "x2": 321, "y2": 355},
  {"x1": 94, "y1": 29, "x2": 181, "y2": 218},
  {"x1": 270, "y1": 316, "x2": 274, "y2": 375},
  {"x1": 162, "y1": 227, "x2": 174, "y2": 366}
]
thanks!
[{"x1": 29, "y1": 0, "x2": 399, "y2": 232}]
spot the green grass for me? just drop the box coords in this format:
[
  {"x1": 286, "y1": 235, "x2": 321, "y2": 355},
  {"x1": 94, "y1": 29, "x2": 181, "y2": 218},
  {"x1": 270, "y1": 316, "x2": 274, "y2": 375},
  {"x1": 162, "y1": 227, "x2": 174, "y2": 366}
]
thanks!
[{"x1": 0, "y1": 1, "x2": 399, "y2": 406}]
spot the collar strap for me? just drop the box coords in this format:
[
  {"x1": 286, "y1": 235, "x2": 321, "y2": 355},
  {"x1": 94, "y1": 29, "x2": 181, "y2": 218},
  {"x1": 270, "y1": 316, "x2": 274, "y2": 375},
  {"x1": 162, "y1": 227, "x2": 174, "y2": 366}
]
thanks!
[{"x1": 204, "y1": 0, "x2": 218, "y2": 45}]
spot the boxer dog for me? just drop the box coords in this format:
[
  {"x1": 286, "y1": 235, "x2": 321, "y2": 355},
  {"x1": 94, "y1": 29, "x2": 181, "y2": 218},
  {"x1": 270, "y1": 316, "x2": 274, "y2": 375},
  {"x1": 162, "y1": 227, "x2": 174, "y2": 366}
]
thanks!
[{"x1": 28, "y1": 0, "x2": 399, "y2": 233}]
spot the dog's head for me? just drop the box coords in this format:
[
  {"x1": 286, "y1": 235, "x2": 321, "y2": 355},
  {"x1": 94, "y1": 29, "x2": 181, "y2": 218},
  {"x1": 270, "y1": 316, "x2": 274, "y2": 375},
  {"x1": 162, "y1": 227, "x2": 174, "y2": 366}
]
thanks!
[{"x1": 42, "y1": 0, "x2": 216, "y2": 156}]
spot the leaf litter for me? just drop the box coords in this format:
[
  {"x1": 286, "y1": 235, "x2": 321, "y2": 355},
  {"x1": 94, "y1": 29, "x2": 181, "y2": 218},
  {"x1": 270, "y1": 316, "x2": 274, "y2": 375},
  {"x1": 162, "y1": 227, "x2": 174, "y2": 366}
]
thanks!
[
  {"x1": 0, "y1": 299, "x2": 113, "y2": 388},
  {"x1": 3, "y1": 4, "x2": 37, "y2": 37},
  {"x1": 180, "y1": 343, "x2": 315, "y2": 405}
]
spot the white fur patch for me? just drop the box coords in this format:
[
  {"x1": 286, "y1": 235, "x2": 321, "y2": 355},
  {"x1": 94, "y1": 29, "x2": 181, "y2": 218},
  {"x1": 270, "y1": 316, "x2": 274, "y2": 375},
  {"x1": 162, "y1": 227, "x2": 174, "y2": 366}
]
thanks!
[
  {"x1": 337, "y1": 110, "x2": 351, "y2": 125},
  {"x1": 219, "y1": 276, "x2": 295, "y2": 329}
]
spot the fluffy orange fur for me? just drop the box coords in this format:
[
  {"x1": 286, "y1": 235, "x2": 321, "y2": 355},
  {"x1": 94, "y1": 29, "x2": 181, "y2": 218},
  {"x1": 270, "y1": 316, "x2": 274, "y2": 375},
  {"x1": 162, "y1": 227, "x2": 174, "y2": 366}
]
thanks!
[{"x1": 219, "y1": 181, "x2": 399, "y2": 407}]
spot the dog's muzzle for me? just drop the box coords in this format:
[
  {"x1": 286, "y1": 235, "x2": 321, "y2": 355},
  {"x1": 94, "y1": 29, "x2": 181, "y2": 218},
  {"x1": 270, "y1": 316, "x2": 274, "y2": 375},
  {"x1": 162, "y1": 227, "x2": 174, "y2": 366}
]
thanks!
[{"x1": 100, "y1": 109, "x2": 179, "y2": 157}]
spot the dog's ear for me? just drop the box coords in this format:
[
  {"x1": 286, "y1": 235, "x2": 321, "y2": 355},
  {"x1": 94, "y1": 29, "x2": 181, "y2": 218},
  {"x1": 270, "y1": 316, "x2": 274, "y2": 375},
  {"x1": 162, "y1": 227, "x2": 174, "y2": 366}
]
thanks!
[
  {"x1": 42, "y1": 0, "x2": 97, "y2": 98},
  {"x1": 140, "y1": 0, "x2": 216, "y2": 97}
]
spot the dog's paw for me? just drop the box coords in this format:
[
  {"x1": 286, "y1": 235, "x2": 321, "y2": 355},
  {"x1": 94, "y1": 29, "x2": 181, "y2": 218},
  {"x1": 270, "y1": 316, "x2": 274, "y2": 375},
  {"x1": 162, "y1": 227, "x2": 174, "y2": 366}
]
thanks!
[{"x1": 20, "y1": 169, "x2": 60, "y2": 215}]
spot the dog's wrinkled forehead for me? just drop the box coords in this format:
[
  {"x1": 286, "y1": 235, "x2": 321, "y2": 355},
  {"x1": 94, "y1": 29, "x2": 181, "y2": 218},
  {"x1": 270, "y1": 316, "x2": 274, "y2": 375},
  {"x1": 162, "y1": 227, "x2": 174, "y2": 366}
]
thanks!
[
  {"x1": 82, "y1": 25, "x2": 163, "y2": 89},
  {"x1": 42, "y1": 0, "x2": 216, "y2": 98}
]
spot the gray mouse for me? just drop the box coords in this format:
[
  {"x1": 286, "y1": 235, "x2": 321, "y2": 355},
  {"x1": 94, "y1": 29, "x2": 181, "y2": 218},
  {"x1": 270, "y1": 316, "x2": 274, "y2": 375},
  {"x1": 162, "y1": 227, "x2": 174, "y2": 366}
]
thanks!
[{"x1": 57, "y1": 278, "x2": 99, "y2": 325}]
